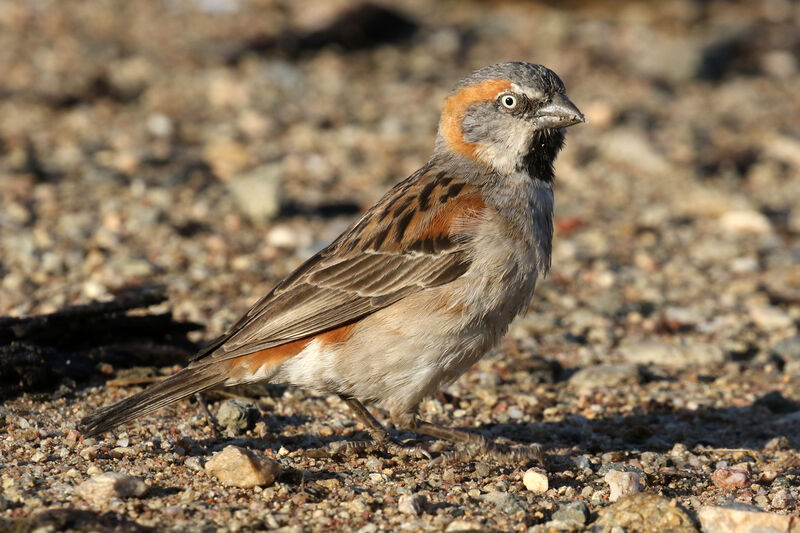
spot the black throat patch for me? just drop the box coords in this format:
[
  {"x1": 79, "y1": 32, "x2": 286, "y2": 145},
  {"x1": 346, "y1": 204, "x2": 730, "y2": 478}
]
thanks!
[{"x1": 519, "y1": 129, "x2": 565, "y2": 182}]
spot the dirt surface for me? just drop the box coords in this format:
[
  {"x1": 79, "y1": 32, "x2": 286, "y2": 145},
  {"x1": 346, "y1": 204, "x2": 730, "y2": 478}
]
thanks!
[{"x1": 1, "y1": 0, "x2": 799, "y2": 531}]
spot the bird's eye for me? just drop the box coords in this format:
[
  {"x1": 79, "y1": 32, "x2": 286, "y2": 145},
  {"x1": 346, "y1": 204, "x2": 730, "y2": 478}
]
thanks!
[{"x1": 500, "y1": 94, "x2": 518, "y2": 109}]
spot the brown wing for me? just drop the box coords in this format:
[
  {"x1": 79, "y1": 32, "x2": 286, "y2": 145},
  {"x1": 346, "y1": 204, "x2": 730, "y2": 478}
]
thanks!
[{"x1": 190, "y1": 165, "x2": 486, "y2": 366}]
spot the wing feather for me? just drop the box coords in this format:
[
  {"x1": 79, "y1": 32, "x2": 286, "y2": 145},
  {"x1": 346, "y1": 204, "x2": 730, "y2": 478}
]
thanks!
[{"x1": 190, "y1": 167, "x2": 485, "y2": 366}]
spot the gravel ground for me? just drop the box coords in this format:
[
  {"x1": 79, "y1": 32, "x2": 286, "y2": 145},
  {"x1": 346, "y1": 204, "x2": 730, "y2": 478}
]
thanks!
[{"x1": 1, "y1": 0, "x2": 799, "y2": 531}]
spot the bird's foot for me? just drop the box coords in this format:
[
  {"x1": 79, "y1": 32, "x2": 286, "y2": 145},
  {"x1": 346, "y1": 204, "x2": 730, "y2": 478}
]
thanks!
[
  {"x1": 429, "y1": 439, "x2": 543, "y2": 467},
  {"x1": 331, "y1": 431, "x2": 430, "y2": 460}
]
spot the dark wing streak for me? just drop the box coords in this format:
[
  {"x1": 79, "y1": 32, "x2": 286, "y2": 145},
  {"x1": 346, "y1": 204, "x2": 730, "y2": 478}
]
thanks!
[{"x1": 189, "y1": 171, "x2": 479, "y2": 367}]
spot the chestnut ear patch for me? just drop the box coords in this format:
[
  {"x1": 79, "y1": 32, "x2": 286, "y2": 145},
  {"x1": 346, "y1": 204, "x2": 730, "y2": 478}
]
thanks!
[{"x1": 440, "y1": 79, "x2": 512, "y2": 159}]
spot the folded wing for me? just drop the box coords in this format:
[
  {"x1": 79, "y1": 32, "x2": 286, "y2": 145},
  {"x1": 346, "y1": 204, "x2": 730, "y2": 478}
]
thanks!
[{"x1": 191, "y1": 166, "x2": 485, "y2": 365}]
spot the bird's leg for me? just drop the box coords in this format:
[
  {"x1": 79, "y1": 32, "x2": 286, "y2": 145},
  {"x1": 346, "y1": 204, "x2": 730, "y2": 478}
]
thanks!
[
  {"x1": 194, "y1": 392, "x2": 222, "y2": 438},
  {"x1": 395, "y1": 415, "x2": 543, "y2": 466},
  {"x1": 331, "y1": 396, "x2": 430, "y2": 459}
]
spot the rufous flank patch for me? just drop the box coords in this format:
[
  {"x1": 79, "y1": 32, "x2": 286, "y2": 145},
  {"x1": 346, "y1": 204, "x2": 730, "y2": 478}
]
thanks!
[{"x1": 226, "y1": 322, "x2": 358, "y2": 375}]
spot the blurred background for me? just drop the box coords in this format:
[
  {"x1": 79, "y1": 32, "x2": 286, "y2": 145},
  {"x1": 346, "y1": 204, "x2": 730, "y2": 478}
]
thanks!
[
  {"x1": 1, "y1": 2, "x2": 799, "y2": 527},
  {"x1": 0, "y1": 0, "x2": 797, "y2": 353}
]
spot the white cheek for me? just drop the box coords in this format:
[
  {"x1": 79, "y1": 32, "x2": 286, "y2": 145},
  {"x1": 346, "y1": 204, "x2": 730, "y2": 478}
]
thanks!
[{"x1": 475, "y1": 121, "x2": 535, "y2": 175}]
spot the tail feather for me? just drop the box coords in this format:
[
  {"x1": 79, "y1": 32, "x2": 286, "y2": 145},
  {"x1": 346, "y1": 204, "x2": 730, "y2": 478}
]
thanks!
[{"x1": 80, "y1": 365, "x2": 226, "y2": 437}]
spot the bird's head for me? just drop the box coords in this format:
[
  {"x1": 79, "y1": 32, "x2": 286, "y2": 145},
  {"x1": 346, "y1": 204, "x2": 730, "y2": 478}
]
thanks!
[{"x1": 436, "y1": 62, "x2": 584, "y2": 180}]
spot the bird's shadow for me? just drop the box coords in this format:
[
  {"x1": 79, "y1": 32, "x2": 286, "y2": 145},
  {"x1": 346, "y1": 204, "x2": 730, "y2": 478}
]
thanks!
[{"x1": 183, "y1": 391, "x2": 799, "y2": 461}]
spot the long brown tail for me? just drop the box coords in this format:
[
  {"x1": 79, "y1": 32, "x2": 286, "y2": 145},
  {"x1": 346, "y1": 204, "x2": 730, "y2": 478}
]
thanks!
[{"x1": 80, "y1": 365, "x2": 226, "y2": 437}]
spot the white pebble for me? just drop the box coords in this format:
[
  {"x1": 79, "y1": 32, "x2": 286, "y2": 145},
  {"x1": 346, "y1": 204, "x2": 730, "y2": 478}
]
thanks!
[
  {"x1": 205, "y1": 446, "x2": 281, "y2": 488},
  {"x1": 522, "y1": 468, "x2": 549, "y2": 493},
  {"x1": 398, "y1": 493, "x2": 426, "y2": 516},
  {"x1": 76, "y1": 472, "x2": 148, "y2": 504},
  {"x1": 719, "y1": 210, "x2": 772, "y2": 234},
  {"x1": 604, "y1": 469, "x2": 643, "y2": 501}
]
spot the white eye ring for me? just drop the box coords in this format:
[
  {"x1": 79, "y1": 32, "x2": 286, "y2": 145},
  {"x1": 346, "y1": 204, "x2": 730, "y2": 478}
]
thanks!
[{"x1": 500, "y1": 94, "x2": 518, "y2": 109}]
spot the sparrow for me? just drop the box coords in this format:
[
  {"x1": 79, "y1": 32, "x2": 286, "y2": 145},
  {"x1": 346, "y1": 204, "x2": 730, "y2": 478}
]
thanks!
[{"x1": 81, "y1": 62, "x2": 584, "y2": 463}]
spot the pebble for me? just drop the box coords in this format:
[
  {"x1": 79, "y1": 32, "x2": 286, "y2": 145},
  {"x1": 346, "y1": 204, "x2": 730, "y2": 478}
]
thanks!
[
  {"x1": 719, "y1": 210, "x2": 773, "y2": 234},
  {"x1": 764, "y1": 435, "x2": 792, "y2": 452},
  {"x1": 227, "y1": 164, "x2": 283, "y2": 224},
  {"x1": 184, "y1": 456, "x2": 204, "y2": 472},
  {"x1": 711, "y1": 467, "x2": 751, "y2": 489},
  {"x1": 205, "y1": 445, "x2": 281, "y2": 488},
  {"x1": 569, "y1": 363, "x2": 642, "y2": 388},
  {"x1": 146, "y1": 113, "x2": 173, "y2": 137},
  {"x1": 770, "y1": 488, "x2": 795, "y2": 509},
  {"x1": 522, "y1": 468, "x2": 548, "y2": 493},
  {"x1": 618, "y1": 340, "x2": 725, "y2": 366},
  {"x1": 550, "y1": 501, "x2": 589, "y2": 528},
  {"x1": 204, "y1": 138, "x2": 250, "y2": 180},
  {"x1": 266, "y1": 225, "x2": 303, "y2": 249},
  {"x1": 604, "y1": 469, "x2": 643, "y2": 501},
  {"x1": 750, "y1": 306, "x2": 794, "y2": 331},
  {"x1": 698, "y1": 504, "x2": 799, "y2": 533},
  {"x1": 595, "y1": 493, "x2": 695, "y2": 532},
  {"x1": 444, "y1": 520, "x2": 484, "y2": 532},
  {"x1": 79, "y1": 446, "x2": 98, "y2": 461},
  {"x1": 217, "y1": 399, "x2": 260, "y2": 433},
  {"x1": 30, "y1": 451, "x2": 46, "y2": 463},
  {"x1": 397, "y1": 493, "x2": 427, "y2": 516},
  {"x1": 76, "y1": 472, "x2": 148, "y2": 504},
  {"x1": 483, "y1": 491, "x2": 525, "y2": 515},
  {"x1": 774, "y1": 336, "x2": 800, "y2": 360}
]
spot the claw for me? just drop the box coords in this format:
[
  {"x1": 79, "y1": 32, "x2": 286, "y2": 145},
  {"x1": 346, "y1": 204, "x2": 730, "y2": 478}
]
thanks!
[
  {"x1": 330, "y1": 439, "x2": 377, "y2": 457},
  {"x1": 330, "y1": 436, "x2": 430, "y2": 460},
  {"x1": 427, "y1": 442, "x2": 544, "y2": 468},
  {"x1": 387, "y1": 441, "x2": 431, "y2": 460}
]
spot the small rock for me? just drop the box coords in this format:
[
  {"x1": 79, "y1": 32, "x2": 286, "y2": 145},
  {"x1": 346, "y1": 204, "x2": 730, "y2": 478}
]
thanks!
[
  {"x1": 750, "y1": 306, "x2": 794, "y2": 331},
  {"x1": 227, "y1": 164, "x2": 282, "y2": 224},
  {"x1": 217, "y1": 399, "x2": 260, "y2": 433},
  {"x1": 600, "y1": 129, "x2": 669, "y2": 174},
  {"x1": 445, "y1": 520, "x2": 484, "y2": 532},
  {"x1": 483, "y1": 491, "x2": 525, "y2": 514},
  {"x1": 569, "y1": 363, "x2": 642, "y2": 388},
  {"x1": 146, "y1": 113, "x2": 173, "y2": 137},
  {"x1": 711, "y1": 467, "x2": 751, "y2": 489},
  {"x1": 595, "y1": 493, "x2": 695, "y2": 532},
  {"x1": 604, "y1": 469, "x2": 643, "y2": 501},
  {"x1": 184, "y1": 456, "x2": 204, "y2": 472},
  {"x1": 771, "y1": 488, "x2": 794, "y2": 509},
  {"x1": 205, "y1": 445, "x2": 280, "y2": 488},
  {"x1": 79, "y1": 446, "x2": 99, "y2": 460},
  {"x1": 762, "y1": 50, "x2": 798, "y2": 79},
  {"x1": 398, "y1": 493, "x2": 427, "y2": 516},
  {"x1": 522, "y1": 468, "x2": 548, "y2": 493},
  {"x1": 573, "y1": 455, "x2": 591, "y2": 469},
  {"x1": 76, "y1": 472, "x2": 148, "y2": 504},
  {"x1": 719, "y1": 210, "x2": 772, "y2": 234},
  {"x1": 698, "y1": 504, "x2": 800, "y2": 533},
  {"x1": 663, "y1": 306, "x2": 703, "y2": 327},
  {"x1": 30, "y1": 451, "x2": 47, "y2": 463},
  {"x1": 618, "y1": 340, "x2": 725, "y2": 366},
  {"x1": 551, "y1": 501, "x2": 589, "y2": 528},
  {"x1": 204, "y1": 137, "x2": 250, "y2": 180},
  {"x1": 764, "y1": 435, "x2": 793, "y2": 451},
  {"x1": 774, "y1": 336, "x2": 800, "y2": 360}
]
